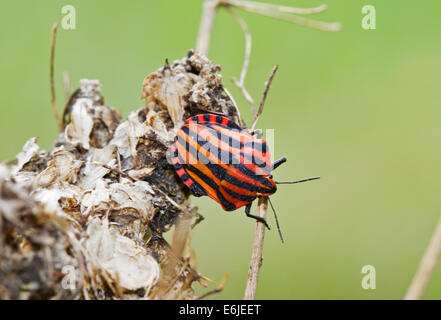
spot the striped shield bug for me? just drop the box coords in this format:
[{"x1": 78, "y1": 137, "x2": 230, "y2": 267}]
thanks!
[{"x1": 170, "y1": 113, "x2": 319, "y2": 242}]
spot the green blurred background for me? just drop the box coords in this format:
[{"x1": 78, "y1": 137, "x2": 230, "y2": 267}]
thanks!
[{"x1": 1, "y1": 0, "x2": 440, "y2": 299}]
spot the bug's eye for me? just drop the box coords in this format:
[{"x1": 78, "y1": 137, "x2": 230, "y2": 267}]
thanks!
[{"x1": 269, "y1": 174, "x2": 273, "y2": 179}]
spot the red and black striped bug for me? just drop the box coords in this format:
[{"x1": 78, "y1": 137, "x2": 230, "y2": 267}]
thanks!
[{"x1": 169, "y1": 113, "x2": 319, "y2": 242}]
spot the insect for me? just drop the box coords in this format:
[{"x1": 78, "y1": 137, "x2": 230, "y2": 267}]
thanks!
[{"x1": 170, "y1": 113, "x2": 319, "y2": 242}]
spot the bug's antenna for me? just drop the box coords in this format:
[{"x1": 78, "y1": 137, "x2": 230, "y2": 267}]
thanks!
[
  {"x1": 268, "y1": 197, "x2": 284, "y2": 243},
  {"x1": 271, "y1": 157, "x2": 287, "y2": 171},
  {"x1": 275, "y1": 176, "x2": 320, "y2": 184}
]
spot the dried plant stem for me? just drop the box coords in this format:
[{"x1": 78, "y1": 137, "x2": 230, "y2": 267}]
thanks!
[
  {"x1": 250, "y1": 64, "x2": 278, "y2": 132},
  {"x1": 223, "y1": 87, "x2": 246, "y2": 128},
  {"x1": 195, "y1": 0, "x2": 340, "y2": 300},
  {"x1": 226, "y1": 0, "x2": 328, "y2": 15},
  {"x1": 241, "y1": 66, "x2": 276, "y2": 300},
  {"x1": 196, "y1": 0, "x2": 221, "y2": 56},
  {"x1": 226, "y1": 6, "x2": 257, "y2": 118},
  {"x1": 231, "y1": 77, "x2": 256, "y2": 118},
  {"x1": 225, "y1": 7, "x2": 251, "y2": 85},
  {"x1": 244, "y1": 197, "x2": 268, "y2": 300},
  {"x1": 241, "y1": 7, "x2": 341, "y2": 32},
  {"x1": 196, "y1": 0, "x2": 341, "y2": 57},
  {"x1": 195, "y1": 273, "x2": 229, "y2": 300},
  {"x1": 50, "y1": 22, "x2": 61, "y2": 132},
  {"x1": 224, "y1": 0, "x2": 340, "y2": 32},
  {"x1": 404, "y1": 214, "x2": 441, "y2": 300},
  {"x1": 62, "y1": 71, "x2": 71, "y2": 102}
]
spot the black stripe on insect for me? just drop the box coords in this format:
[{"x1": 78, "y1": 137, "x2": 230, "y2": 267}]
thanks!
[{"x1": 171, "y1": 113, "x2": 319, "y2": 243}]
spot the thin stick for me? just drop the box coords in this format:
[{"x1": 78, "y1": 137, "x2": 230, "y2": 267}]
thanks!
[
  {"x1": 197, "y1": 0, "x2": 340, "y2": 56},
  {"x1": 195, "y1": 273, "x2": 229, "y2": 300},
  {"x1": 50, "y1": 22, "x2": 61, "y2": 131},
  {"x1": 62, "y1": 71, "x2": 71, "y2": 102},
  {"x1": 196, "y1": 0, "x2": 221, "y2": 56},
  {"x1": 231, "y1": 77, "x2": 256, "y2": 119},
  {"x1": 225, "y1": 7, "x2": 251, "y2": 85},
  {"x1": 244, "y1": 196, "x2": 268, "y2": 300},
  {"x1": 250, "y1": 64, "x2": 278, "y2": 132},
  {"x1": 230, "y1": 1, "x2": 341, "y2": 32},
  {"x1": 223, "y1": 86, "x2": 246, "y2": 127},
  {"x1": 194, "y1": 0, "x2": 341, "y2": 301},
  {"x1": 404, "y1": 213, "x2": 441, "y2": 300},
  {"x1": 227, "y1": 0, "x2": 328, "y2": 15},
  {"x1": 226, "y1": 6, "x2": 257, "y2": 118}
]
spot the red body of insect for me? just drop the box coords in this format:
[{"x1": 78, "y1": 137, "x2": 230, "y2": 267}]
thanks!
[
  {"x1": 170, "y1": 113, "x2": 320, "y2": 239},
  {"x1": 170, "y1": 114, "x2": 277, "y2": 213}
]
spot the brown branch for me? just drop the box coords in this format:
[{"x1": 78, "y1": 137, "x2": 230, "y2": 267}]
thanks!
[
  {"x1": 222, "y1": 86, "x2": 246, "y2": 127},
  {"x1": 196, "y1": 0, "x2": 341, "y2": 56},
  {"x1": 227, "y1": 0, "x2": 341, "y2": 32},
  {"x1": 195, "y1": 0, "x2": 340, "y2": 300},
  {"x1": 241, "y1": 66, "x2": 277, "y2": 300},
  {"x1": 196, "y1": 273, "x2": 229, "y2": 300},
  {"x1": 404, "y1": 213, "x2": 441, "y2": 300},
  {"x1": 250, "y1": 64, "x2": 278, "y2": 132},
  {"x1": 231, "y1": 77, "x2": 256, "y2": 119},
  {"x1": 62, "y1": 71, "x2": 71, "y2": 102},
  {"x1": 196, "y1": 0, "x2": 221, "y2": 56},
  {"x1": 50, "y1": 22, "x2": 61, "y2": 132},
  {"x1": 227, "y1": 0, "x2": 328, "y2": 15},
  {"x1": 244, "y1": 197, "x2": 268, "y2": 300},
  {"x1": 225, "y1": 7, "x2": 251, "y2": 85},
  {"x1": 226, "y1": 6, "x2": 257, "y2": 118}
]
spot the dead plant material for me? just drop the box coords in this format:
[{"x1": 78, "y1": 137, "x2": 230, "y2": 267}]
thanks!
[{"x1": 0, "y1": 52, "x2": 236, "y2": 300}]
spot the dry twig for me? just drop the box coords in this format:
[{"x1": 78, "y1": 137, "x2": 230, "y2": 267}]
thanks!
[
  {"x1": 196, "y1": 0, "x2": 222, "y2": 56},
  {"x1": 62, "y1": 71, "x2": 71, "y2": 102},
  {"x1": 226, "y1": 6, "x2": 257, "y2": 118},
  {"x1": 228, "y1": 0, "x2": 340, "y2": 32},
  {"x1": 244, "y1": 197, "x2": 268, "y2": 300},
  {"x1": 250, "y1": 64, "x2": 278, "y2": 132},
  {"x1": 196, "y1": 273, "x2": 229, "y2": 300},
  {"x1": 405, "y1": 214, "x2": 441, "y2": 300},
  {"x1": 50, "y1": 22, "x2": 61, "y2": 131},
  {"x1": 0, "y1": 0, "x2": 338, "y2": 301},
  {"x1": 227, "y1": 0, "x2": 329, "y2": 15},
  {"x1": 196, "y1": 0, "x2": 339, "y2": 300},
  {"x1": 196, "y1": 0, "x2": 341, "y2": 57}
]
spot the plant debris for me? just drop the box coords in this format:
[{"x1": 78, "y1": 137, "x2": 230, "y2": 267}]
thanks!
[{"x1": 0, "y1": 51, "x2": 238, "y2": 299}]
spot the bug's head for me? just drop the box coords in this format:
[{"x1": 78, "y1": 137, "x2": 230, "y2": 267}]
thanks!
[
  {"x1": 256, "y1": 176, "x2": 277, "y2": 197},
  {"x1": 270, "y1": 157, "x2": 320, "y2": 187},
  {"x1": 264, "y1": 176, "x2": 277, "y2": 195}
]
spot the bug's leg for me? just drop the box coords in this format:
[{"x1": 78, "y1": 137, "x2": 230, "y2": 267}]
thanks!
[
  {"x1": 272, "y1": 157, "x2": 287, "y2": 171},
  {"x1": 191, "y1": 212, "x2": 205, "y2": 229},
  {"x1": 245, "y1": 203, "x2": 271, "y2": 230},
  {"x1": 250, "y1": 129, "x2": 262, "y2": 137}
]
